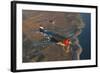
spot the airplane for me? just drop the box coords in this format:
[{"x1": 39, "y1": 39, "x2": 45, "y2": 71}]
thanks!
[{"x1": 39, "y1": 26, "x2": 75, "y2": 53}]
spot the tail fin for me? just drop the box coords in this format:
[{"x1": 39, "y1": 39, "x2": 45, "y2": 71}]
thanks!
[{"x1": 39, "y1": 27, "x2": 44, "y2": 32}]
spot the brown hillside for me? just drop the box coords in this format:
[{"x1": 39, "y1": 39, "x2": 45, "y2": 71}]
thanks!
[{"x1": 22, "y1": 10, "x2": 84, "y2": 62}]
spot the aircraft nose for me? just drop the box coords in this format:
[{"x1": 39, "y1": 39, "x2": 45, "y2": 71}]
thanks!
[{"x1": 63, "y1": 39, "x2": 71, "y2": 46}]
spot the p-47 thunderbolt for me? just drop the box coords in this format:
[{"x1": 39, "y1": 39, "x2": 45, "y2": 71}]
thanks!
[{"x1": 39, "y1": 27, "x2": 75, "y2": 53}]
